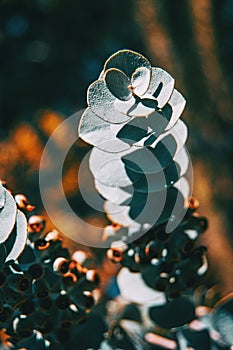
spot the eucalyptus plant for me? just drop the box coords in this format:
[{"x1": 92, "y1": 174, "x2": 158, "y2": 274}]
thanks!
[
  {"x1": 79, "y1": 49, "x2": 233, "y2": 350},
  {"x1": 0, "y1": 49, "x2": 232, "y2": 350}
]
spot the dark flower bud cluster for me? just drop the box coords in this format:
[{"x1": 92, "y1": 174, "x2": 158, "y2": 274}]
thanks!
[
  {"x1": 0, "y1": 186, "x2": 100, "y2": 349},
  {"x1": 106, "y1": 197, "x2": 208, "y2": 299}
]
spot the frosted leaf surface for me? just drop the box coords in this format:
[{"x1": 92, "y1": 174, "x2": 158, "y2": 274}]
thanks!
[
  {"x1": 131, "y1": 67, "x2": 151, "y2": 96},
  {"x1": 164, "y1": 89, "x2": 186, "y2": 131},
  {"x1": 0, "y1": 186, "x2": 17, "y2": 243},
  {"x1": 88, "y1": 80, "x2": 131, "y2": 123},
  {"x1": 95, "y1": 158, "x2": 142, "y2": 187},
  {"x1": 105, "y1": 68, "x2": 131, "y2": 101},
  {"x1": 6, "y1": 210, "x2": 27, "y2": 262},
  {"x1": 89, "y1": 146, "x2": 142, "y2": 182},
  {"x1": 79, "y1": 108, "x2": 131, "y2": 153},
  {"x1": 114, "y1": 94, "x2": 157, "y2": 117},
  {"x1": 104, "y1": 49, "x2": 151, "y2": 79},
  {"x1": 95, "y1": 180, "x2": 134, "y2": 205},
  {"x1": 146, "y1": 67, "x2": 175, "y2": 108},
  {"x1": 79, "y1": 108, "x2": 169, "y2": 152},
  {"x1": 0, "y1": 183, "x2": 5, "y2": 208}
]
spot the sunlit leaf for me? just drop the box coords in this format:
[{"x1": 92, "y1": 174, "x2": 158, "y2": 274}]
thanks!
[
  {"x1": 88, "y1": 79, "x2": 131, "y2": 123},
  {"x1": 117, "y1": 110, "x2": 168, "y2": 147},
  {"x1": 173, "y1": 176, "x2": 191, "y2": 201},
  {"x1": 89, "y1": 147, "x2": 143, "y2": 187},
  {"x1": 117, "y1": 267, "x2": 166, "y2": 305},
  {"x1": 132, "y1": 164, "x2": 179, "y2": 193},
  {"x1": 122, "y1": 137, "x2": 176, "y2": 174},
  {"x1": 134, "y1": 147, "x2": 190, "y2": 193},
  {"x1": 93, "y1": 158, "x2": 142, "y2": 187},
  {"x1": 0, "y1": 186, "x2": 17, "y2": 243},
  {"x1": 146, "y1": 67, "x2": 175, "y2": 108},
  {"x1": 104, "y1": 49, "x2": 151, "y2": 79},
  {"x1": 164, "y1": 89, "x2": 186, "y2": 131},
  {"x1": 114, "y1": 94, "x2": 157, "y2": 117},
  {"x1": 105, "y1": 182, "x2": 189, "y2": 230},
  {"x1": 79, "y1": 108, "x2": 131, "y2": 153},
  {"x1": 105, "y1": 68, "x2": 132, "y2": 101},
  {"x1": 105, "y1": 201, "x2": 142, "y2": 227},
  {"x1": 131, "y1": 67, "x2": 151, "y2": 96},
  {"x1": 95, "y1": 179, "x2": 133, "y2": 204},
  {"x1": 6, "y1": 210, "x2": 27, "y2": 262},
  {"x1": 0, "y1": 183, "x2": 5, "y2": 209},
  {"x1": 122, "y1": 120, "x2": 188, "y2": 174}
]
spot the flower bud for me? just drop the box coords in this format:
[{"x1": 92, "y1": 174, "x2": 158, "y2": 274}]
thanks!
[
  {"x1": 14, "y1": 194, "x2": 35, "y2": 212},
  {"x1": 145, "y1": 240, "x2": 163, "y2": 259},
  {"x1": 106, "y1": 241, "x2": 128, "y2": 263},
  {"x1": 45, "y1": 230, "x2": 62, "y2": 242},
  {"x1": 28, "y1": 215, "x2": 45, "y2": 234},
  {"x1": 34, "y1": 238, "x2": 50, "y2": 251},
  {"x1": 53, "y1": 257, "x2": 69, "y2": 275}
]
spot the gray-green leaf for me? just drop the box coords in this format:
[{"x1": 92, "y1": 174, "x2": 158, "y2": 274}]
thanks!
[
  {"x1": 105, "y1": 68, "x2": 132, "y2": 101},
  {"x1": 104, "y1": 49, "x2": 151, "y2": 79},
  {"x1": 146, "y1": 67, "x2": 175, "y2": 108},
  {"x1": 0, "y1": 186, "x2": 17, "y2": 243},
  {"x1": 88, "y1": 79, "x2": 131, "y2": 123}
]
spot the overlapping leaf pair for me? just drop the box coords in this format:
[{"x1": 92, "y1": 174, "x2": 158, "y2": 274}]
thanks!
[
  {"x1": 0, "y1": 182, "x2": 28, "y2": 269},
  {"x1": 79, "y1": 49, "x2": 191, "y2": 239}
]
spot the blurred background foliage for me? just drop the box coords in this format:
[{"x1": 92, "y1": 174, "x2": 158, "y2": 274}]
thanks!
[{"x1": 0, "y1": 0, "x2": 232, "y2": 293}]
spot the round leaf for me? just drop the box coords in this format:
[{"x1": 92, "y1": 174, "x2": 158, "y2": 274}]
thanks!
[
  {"x1": 88, "y1": 79, "x2": 131, "y2": 124},
  {"x1": 104, "y1": 49, "x2": 151, "y2": 79},
  {"x1": 104, "y1": 68, "x2": 132, "y2": 101},
  {"x1": 0, "y1": 183, "x2": 5, "y2": 209},
  {"x1": 123, "y1": 120, "x2": 188, "y2": 174},
  {"x1": 6, "y1": 210, "x2": 27, "y2": 262},
  {"x1": 164, "y1": 89, "x2": 186, "y2": 131},
  {"x1": 0, "y1": 186, "x2": 17, "y2": 243},
  {"x1": 114, "y1": 94, "x2": 157, "y2": 117},
  {"x1": 146, "y1": 67, "x2": 175, "y2": 108},
  {"x1": 117, "y1": 267, "x2": 166, "y2": 305},
  {"x1": 79, "y1": 108, "x2": 131, "y2": 153},
  {"x1": 131, "y1": 67, "x2": 151, "y2": 96}
]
